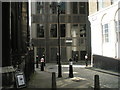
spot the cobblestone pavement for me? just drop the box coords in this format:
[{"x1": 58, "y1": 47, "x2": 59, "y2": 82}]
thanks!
[{"x1": 21, "y1": 63, "x2": 120, "y2": 89}]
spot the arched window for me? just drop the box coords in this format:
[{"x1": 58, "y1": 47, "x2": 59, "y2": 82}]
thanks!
[{"x1": 101, "y1": 14, "x2": 109, "y2": 43}]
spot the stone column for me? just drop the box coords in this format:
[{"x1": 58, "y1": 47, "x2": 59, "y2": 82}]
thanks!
[
  {"x1": 66, "y1": 2, "x2": 72, "y2": 61},
  {"x1": 31, "y1": 2, "x2": 37, "y2": 38},
  {"x1": 34, "y1": 47, "x2": 37, "y2": 62},
  {"x1": 31, "y1": 2, "x2": 37, "y2": 62}
]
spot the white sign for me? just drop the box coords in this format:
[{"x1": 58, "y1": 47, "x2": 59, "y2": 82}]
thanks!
[
  {"x1": 66, "y1": 40, "x2": 72, "y2": 43},
  {"x1": 17, "y1": 75, "x2": 25, "y2": 86},
  {"x1": 15, "y1": 72, "x2": 26, "y2": 88}
]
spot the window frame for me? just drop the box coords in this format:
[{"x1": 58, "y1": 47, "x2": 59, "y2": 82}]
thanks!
[
  {"x1": 49, "y1": 24, "x2": 58, "y2": 38},
  {"x1": 79, "y1": 2, "x2": 86, "y2": 14},
  {"x1": 36, "y1": 24, "x2": 45, "y2": 38},
  {"x1": 72, "y1": 2, "x2": 78, "y2": 14},
  {"x1": 60, "y1": 24, "x2": 66, "y2": 38},
  {"x1": 102, "y1": 23, "x2": 109, "y2": 43},
  {"x1": 36, "y1": 2, "x2": 44, "y2": 14}
]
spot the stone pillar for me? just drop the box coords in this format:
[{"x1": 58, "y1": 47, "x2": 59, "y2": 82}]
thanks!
[
  {"x1": 31, "y1": 2, "x2": 36, "y2": 14},
  {"x1": 66, "y1": 2, "x2": 72, "y2": 61},
  {"x1": 31, "y1": 2, "x2": 37, "y2": 38},
  {"x1": 34, "y1": 47, "x2": 37, "y2": 62}
]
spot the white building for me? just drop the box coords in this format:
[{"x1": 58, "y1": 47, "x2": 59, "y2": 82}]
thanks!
[{"x1": 88, "y1": 1, "x2": 120, "y2": 65}]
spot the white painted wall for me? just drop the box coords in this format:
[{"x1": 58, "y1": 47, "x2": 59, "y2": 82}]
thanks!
[{"x1": 89, "y1": 2, "x2": 120, "y2": 59}]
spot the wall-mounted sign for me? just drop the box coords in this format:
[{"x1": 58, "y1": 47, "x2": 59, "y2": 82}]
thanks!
[
  {"x1": 65, "y1": 40, "x2": 72, "y2": 43},
  {"x1": 65, "y1": 38, "x2": 72, "y2": 46}
]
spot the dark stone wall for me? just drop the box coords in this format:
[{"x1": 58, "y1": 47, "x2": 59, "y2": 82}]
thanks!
[
  {"x1": 2, "y1": 2, "x2": 35, "y2": 88},
  {"x1": 2, "y1": 2, "x2": 11, "y2": 66},
  {"x1": 93, "y1": 54, "x2": 120, "y2": 73}
]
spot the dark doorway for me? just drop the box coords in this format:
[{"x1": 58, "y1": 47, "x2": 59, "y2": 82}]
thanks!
[{"x1": 80, "y1": 51, "x2": 86, "y2": 60}]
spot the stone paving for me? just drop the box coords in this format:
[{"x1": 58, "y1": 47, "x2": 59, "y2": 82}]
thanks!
[{"x1": 21, "y1": 63, "x2": 120, "y2": 89}]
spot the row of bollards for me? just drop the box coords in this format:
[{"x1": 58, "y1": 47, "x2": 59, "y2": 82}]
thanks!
[
  {"x1": 51, "y1": 73, "x2": 100, "y2": 89},
  {"x1": 69, "y1": 58, "x2": 100, "y2": 90},
  {"x1": 36, "y1": 56, "x2": 100, "y2": 89}
]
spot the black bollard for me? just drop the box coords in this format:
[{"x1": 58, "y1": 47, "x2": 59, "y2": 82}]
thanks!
[
  {"x1": 42, "y1": 55, "x2": 46, "y2": 66},
  {"x1": 52, "y1": 72, "x2": 57, "y2": 89},
  {"x1": 40, "y1": 58, "x2": 44, "y2": 71},
  {"x1": 36, "y1": 60, "x2": 39, "y2": 68},
  {"x1": 69, "y1": 58, "x2": 74, "y2": 78},
  {"x1": 85, "y1": 54, "x2": 88, "y2": 67},
  {"x1": 56, "y1": 53, "x2": 59, "y2": 64},
  {"x1": 36, "y1": 56, "x2": 39, "y2": 68},
  {"x1": 41, "y1": 62, "x2": 44, "y2": 71},
  {"x1": 94, "y1": 75, "x2": 100, "y2": 90}
]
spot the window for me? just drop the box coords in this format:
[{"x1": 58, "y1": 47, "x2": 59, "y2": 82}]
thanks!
[
  {"x1": 60, "y1": 24, "x2": 66, "y2": 37},
  {"x1": 36, "y1": 2, "x2": 44, "y2": 14},
  {"x1": 115, "y1": 20, "x2": 120, "y2": 42},
  {"x1": 72, "y1": 2, "x2": 78, "y2": 14},
  {"x1": 59, "y1": 2, "x2": 66, "y2": 14},
  {"x1": 97, "y1": 0, "x2": 104, "y2": 11},
  {"x1": 80, "y1": 24, "x2": 86, "y2": 37},
  {"x1": 50, "y1": 24, "x2": 57, "y2": 37},
  {"x1": 79, "y1": 2, "x2": 86, "y2": 14},
  {"x1": 71, "y1": 24, "x2": 78, "y2": 37},
  {"x1": 37, "y1": 24, "x2": 44, "y2": 38},
  {"x1": 49, "y1": 2, "x2": 57, "y2": 14},
  {"x1": 103, "y1": 24, "x2": 109, "y2": 43},
  {"x1": 115, "y1": 20, "x2": 120, "y2": 32}
]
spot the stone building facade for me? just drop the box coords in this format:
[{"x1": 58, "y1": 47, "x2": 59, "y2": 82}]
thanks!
[{"x1": 31, "y1": 2, "x2": 90, "y2": 63}]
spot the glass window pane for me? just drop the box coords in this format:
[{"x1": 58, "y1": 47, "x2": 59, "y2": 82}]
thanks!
[
  {"x1": 59, "y1": 2, "x2": 66, "y2": 14},
  {"x1": 60, "y1": 24, "x2": 66, "y2": 37},
  {"x1": 105, "y1": 24, "x2": 108, "y2": 28},
  {"x1": 72, "y1": 2, "x2": 78, "y2": 14},
  {"x1": 97, "y1": 0, "x2": 104, "y2": 10},
  {"x1": 71, "y1": 24, "x2": 78, "y2": 37},
  {"x1": 79, "y1": 2, "x2": 86, "y2": 14},
  {"x1": 103, "y1": 24, "x2": 109, "y2": 43},
  {"x1": 36, "y1": 2, "x2": 44, "y2": 14},
  {"x1": 80, "y1": 24, "x2": 86, "y2": 37},
  {"x1": 37, "y1": 24, "x2": 44, "y2": 37},
  {"x1": 50, "y1": 24, "x2": 57, "y2": 37},
  {"x1": 49, "y1": 2, "x2": 57, "y2": 14}
]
